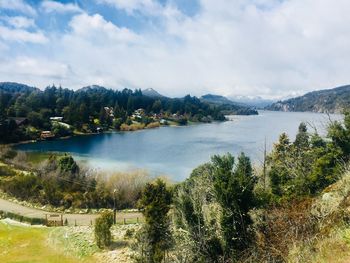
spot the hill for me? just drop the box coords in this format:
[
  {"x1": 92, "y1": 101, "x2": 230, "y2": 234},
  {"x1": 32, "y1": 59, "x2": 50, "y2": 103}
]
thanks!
[
  {"x1": 266, "y1": 85, "x2": 350, "y2": 113},
  {"x1": 201, "y1": 94, "x2": 237, "y2": 105},
  {"x1": 0, "y1": 82, "x2": 38, "y2": 94},
  {"x1": 229, "y1": 95, "x2": 275, "y2": 108},
  {"x1": 201, "y1": 94, "x2": 258, "y2": 115}
]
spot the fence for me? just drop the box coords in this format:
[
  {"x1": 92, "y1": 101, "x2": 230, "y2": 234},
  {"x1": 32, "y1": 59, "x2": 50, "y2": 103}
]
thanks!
[{"x1": 0, "y1": 210, "x2": 143, "y2": 227}]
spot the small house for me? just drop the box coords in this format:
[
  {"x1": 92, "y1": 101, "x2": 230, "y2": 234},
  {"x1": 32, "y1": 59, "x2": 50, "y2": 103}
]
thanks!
[
  {"x1": 40, "y1": 131, "x2": 55, "y2": 140},
  {"x1": 50, "y1": 117, "x2": 63, "y2": 121}
]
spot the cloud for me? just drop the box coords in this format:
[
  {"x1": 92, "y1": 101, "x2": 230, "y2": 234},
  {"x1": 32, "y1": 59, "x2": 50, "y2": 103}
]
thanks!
[
  {"x1": 1, "y1": 16, "x2": 36, "y2": 29},
  {"x1": 0, "y1": 25, "x2": 47, "y2": 43},
  {"x1": 40, "y1": 0, "x2": 83, "y2": 14},
  {"x1": 68, "y1": 13, "x2": 139, "y2": 42},
  {"x1": 0, "y1": 56, "x2": 72, "y2": 88},
  {"x1": 0, "y1": 0, "x2": 36, "y2": 16},
  {"x1": 1, "y1": 0, "x2": 350, "y2": 99}
]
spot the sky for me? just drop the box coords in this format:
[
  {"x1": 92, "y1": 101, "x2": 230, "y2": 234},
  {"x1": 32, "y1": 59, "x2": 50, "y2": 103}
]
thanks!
[{"x1": 0, "y1": 0, "x2": 349, "y2": 99}]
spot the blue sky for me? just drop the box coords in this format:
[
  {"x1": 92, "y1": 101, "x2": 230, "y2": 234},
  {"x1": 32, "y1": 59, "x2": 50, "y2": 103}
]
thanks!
[{"x1": 0, "y1": 0, "x2": 349, "y2": 99}]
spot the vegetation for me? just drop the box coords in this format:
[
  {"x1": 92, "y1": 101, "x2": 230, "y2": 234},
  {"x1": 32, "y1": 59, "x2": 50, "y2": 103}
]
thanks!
[
  {"x1": 266, "y1": 84, "x2": 350, "y2": 113},
  {"x1": 0, "y1": 82, "x2": 260, "y2": 143},
  {"x1": 94, "y1": 211, "x2": 114, "y2": 248},
  {"x1": 134, "y1": 179, "x2": 173, "y2": 263},
  {"x1": 2, "y1": 93, "x2": 350, "y2": 262},
  {"x1": 133, "y1": 111, "x2": 350, "y2": 263},
  {"x1": 0, "y1": 221, "x2": 93, "y2": 262},
  {"x1": 0, "y1": 210, "x2": 46, "y2": 225},
  {"x1": 0, "y1": 148, "x2": 150, "y2": 211}
]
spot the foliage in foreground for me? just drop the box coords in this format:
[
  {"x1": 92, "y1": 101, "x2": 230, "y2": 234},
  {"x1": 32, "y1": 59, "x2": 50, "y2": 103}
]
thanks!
[
  {"x1": 134, "y1": 179, "x2": 173, "y2": 263},
  {"x1": 0, "y1": 148, "x2": 150, "y2": 210},
  {"x1": 172, "y1": 153, "x2": 256, "y2": 262},
  {"x1": 94, "y1": 210, "x2": 114, "y2": 248}
]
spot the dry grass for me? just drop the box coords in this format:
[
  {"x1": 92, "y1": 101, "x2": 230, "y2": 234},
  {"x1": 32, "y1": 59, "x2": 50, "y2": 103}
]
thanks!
[
  {"x1": 120, "y1": 123, "x2": 145, "y2": 131},
  {"x1": 145, "y1": 122, "x2": 160, "y2": 129}
]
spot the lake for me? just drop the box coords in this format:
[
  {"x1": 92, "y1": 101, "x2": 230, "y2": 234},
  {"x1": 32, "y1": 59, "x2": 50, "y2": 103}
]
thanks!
[{"x1": 16, "y1": 111, "x2": 342, "y2": 181}]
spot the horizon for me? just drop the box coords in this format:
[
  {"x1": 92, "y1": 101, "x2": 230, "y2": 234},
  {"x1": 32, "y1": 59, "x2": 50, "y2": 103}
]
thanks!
[
  {"x1": 1, "y1": 0, "x2": 350, "y2": 99},
  {"x1": 3, "y1": 80, "x2": 342, "y2": 101}
]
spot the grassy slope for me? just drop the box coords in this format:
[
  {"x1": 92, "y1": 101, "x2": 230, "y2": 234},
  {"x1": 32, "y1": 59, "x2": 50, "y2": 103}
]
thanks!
[
  {"x1": 286, "y1": 172, "x2": 350, "y2": 263},
  {"x1": 0, "y1": 221, "x2": 95, "y2": 263}
]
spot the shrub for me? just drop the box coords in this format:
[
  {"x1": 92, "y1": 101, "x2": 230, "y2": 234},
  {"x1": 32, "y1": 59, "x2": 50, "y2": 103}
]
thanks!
[
  {"x1": 0, "y1": 210, "x2": 46, "y2": 225},
  {"x1": 94, "y1": 210, "x2": 114, "y2": 248},
  {"x1": 0, "y1": 165, "x2": 16, "y2": 177},
  {"x1": 145, "y1": 122, "x2": 160, "y2": 129}
]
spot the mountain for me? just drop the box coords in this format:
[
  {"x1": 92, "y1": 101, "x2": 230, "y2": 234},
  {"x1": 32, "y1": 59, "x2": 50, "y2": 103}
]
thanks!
[
  {"x1": 200, "y1": 94, "x2": 237, "y2": 105},
  {"x1": 77, "y1": 85, "x2": 108, "y2": 93},
  {"x1": 229, "y1": 95, "x2": 275, "y2": 108},
  {"x1": 0, "y1": 82, "x2": 38, "y2": 93},
  {"x1": 142, "y1": 88, "x2": 164, "y2": 98},
  {"x1": 266, "y1": 85, "x2": 350, "y2": 113},
  {"x1": 201, "y1": 94, "x2": 258, "y2": 115}
]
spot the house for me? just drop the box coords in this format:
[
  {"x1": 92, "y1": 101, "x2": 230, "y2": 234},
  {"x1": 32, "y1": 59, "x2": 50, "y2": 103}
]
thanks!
[
  {"x1": 40, "y1": 131, "x2": 55, "y2": 140},
  {"x1": 50, "y1": 117, "x2": 63, "y2": 121},
  {"x1": 9, "y1": 117, "x2": 28, "y2": 126},
  {"x1": 104, "y1": 107, "x2": 114, "y2": 117},
  {"x1": 134, "y1": 108, "x2": 145, "y2": 116}
]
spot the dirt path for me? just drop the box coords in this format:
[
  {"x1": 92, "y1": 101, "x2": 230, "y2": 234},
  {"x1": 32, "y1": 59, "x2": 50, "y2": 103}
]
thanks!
[{"x1": 0, "y1": 198, "x2": 142, "y2": 225}]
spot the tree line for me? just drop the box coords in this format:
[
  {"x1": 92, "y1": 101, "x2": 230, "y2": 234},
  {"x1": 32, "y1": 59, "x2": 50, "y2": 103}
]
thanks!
[{"x1": 0, "y1": 82, "x2": 230, "y2": 143}]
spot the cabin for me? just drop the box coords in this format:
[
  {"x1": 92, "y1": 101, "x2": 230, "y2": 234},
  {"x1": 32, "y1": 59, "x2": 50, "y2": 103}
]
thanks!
[
  {"x1": 50, "y1": 117, "x2": 63, "y2": 121},
  {"x1": 40, "y1": 131, "x2": 55, "y2": 140},
  {"x1": 9, "y1": 117, "x2": 28, "y2": 126},
  {"x1": 104, "y1": 107, "x2": 114, "y2": 117}
]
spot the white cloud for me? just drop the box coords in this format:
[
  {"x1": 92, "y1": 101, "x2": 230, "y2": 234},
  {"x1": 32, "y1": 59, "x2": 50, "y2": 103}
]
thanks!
[
  {"x1": 1, "y1": 16, "x2": 36, "y2": 29},
  {"x1": 0, "y1": 25, "x2": 47, "y2": 43},
  {"x1": 68, "y1": 13, "x2": 139, "y2": 42},
  {"x1": 40, "y1": 0, "x2": 83, "y2": 14},
  {"x1": 0, "y1": 56, "x2": 72, "y2": 88},
  {"x1": 0, "y1": 0, "x2": 36, "y2": 16}
]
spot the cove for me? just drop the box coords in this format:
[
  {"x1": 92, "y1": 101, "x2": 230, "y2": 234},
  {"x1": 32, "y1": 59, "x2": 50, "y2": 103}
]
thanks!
[{"x1": 16, "y1": 111, "x2": 341, "y2": 181}]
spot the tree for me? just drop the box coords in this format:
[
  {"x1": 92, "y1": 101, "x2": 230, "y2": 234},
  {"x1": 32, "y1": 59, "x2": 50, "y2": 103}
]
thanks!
[
  {"x1": 94, "y1": 210, "x2": 114, "y2": 248},
  {"x1": 137, "y1": 179, "x2": 173, "y2": 263},
  {"x1": 212, "y1": 153, "x2": 256, "y2": 260}
]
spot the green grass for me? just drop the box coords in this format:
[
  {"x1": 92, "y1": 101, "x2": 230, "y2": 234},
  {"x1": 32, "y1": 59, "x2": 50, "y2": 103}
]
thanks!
[
  {"x1": 25, "y1": 152, "x2": 63, "y2": 164},
  {"x1": 0, "y1": 221, "x2": 95, "y2": 263}
]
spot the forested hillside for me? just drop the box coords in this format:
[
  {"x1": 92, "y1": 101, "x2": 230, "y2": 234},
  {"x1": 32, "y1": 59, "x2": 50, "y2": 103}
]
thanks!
[
  {"x1": 200, "y1": 94, "x2": 258, "y2": 115},
  {"x1": 266, "y1": 85, "x2": 350, "y2": 113},
  {"x1": 0, "y1": 82, "x2": 255, "y2": 143}
]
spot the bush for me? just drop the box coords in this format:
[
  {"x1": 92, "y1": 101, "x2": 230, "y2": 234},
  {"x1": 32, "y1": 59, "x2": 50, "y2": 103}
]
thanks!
[
  {"x1": 0, "y1": 165, "x2": 16, "y2": 177},
  {"x1": 0, "y1": 210, "x2": 46, "y2": 225},
  {"x1": 94, "y1": 210, "x2": 114, "y2": 248}
]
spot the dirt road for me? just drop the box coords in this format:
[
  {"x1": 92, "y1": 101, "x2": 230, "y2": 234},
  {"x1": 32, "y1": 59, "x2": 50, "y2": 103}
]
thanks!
[{"x1": 0, "y1": 198, "x2": 142, "y2": 225}]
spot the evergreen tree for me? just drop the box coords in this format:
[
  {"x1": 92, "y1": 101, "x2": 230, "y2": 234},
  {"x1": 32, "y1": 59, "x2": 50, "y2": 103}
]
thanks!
[
  {"x1": 137, "y1": 179, "x2": 173, "y2": 263},
  {"x1": 212, "y1": 153, "x2": 256, "y2": 260}
]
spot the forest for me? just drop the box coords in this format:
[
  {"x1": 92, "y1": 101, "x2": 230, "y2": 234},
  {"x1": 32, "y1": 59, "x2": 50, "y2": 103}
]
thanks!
[{"x1": 0, "y1": 82, "x2": 257, "y2": 143}]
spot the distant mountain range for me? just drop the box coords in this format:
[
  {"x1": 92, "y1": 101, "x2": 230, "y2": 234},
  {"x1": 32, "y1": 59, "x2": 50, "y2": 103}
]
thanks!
[
  {"x1": 266, "y1": 85, "x2": 350, "y2": 113},
  {"x1": 229, "y1": 95, "x2": 275, "y2": 108},
  {"x1": 200, "y1": 94, "x2": 258, "y2": 115},
  {"x1": 200, "y1": 94, "x2": 237, "y2": 105}
]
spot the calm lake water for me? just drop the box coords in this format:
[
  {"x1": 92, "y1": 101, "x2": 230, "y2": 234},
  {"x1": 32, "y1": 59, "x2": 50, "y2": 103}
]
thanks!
[{"x1": 16, "y1": 111, "x2": 342, "y2": 181}]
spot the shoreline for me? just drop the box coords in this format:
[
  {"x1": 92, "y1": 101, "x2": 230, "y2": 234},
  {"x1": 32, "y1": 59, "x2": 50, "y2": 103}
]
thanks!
[{"x1": 3, "y1": 120, "x2": 220, "y2": 147}]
